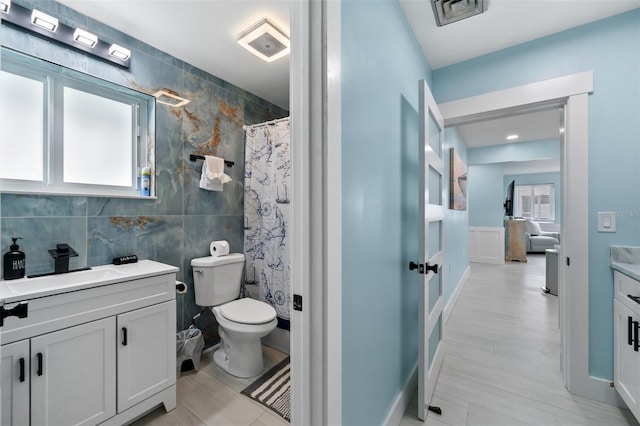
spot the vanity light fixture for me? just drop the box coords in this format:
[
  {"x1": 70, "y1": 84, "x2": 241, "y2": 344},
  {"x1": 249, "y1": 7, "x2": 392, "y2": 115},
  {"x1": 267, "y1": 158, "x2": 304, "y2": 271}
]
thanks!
[
  {"x1": 153, "y1": 90, "x2": 190, "y2": 108},
  {"x1": 1, "y1": 2, "x2": 131, "y2": 68},
  {"x1": 109, "y1": 44, "x2": 131, "y2": 61},
  {"x1": 73, "y1": 28, "x2": 98, "y2": 48},
  {"x1": 31, "y1": 9, "x2": 58, "y2": 32},
  {"x1": 237, "y1": 18, "x2": 290, "y2": 63},
  {"x1": 0, "y1": 0, "x2": 11, "y2": 14},
  {"x1": 506, "y1": 134, "x2": 519, "y2": 140}
]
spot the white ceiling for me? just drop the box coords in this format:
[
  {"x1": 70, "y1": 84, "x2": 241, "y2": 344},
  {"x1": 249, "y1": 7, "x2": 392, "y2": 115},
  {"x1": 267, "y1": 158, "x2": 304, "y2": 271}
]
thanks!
[
  {"x1": 400, "y1": 0, "x2": 640, "y2": 70},
  {"x1": 55, "y1": 0, "x2": 640, "y2": 135},
  {"x1": 455, "y1": 108, "x2": 562, "y2": 148}
]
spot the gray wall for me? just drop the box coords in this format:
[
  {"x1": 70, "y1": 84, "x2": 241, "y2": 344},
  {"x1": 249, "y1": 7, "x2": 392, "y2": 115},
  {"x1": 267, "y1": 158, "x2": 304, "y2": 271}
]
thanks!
[{"x1": 0, "y1": 0, "x2": 287, "y2": 332}]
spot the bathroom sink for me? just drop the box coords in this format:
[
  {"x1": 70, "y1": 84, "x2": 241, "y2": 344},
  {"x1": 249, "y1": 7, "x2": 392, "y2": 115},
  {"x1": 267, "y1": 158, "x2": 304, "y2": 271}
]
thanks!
[{"x1": 1, "y1": 266, "x2": 128, "y2": 299}]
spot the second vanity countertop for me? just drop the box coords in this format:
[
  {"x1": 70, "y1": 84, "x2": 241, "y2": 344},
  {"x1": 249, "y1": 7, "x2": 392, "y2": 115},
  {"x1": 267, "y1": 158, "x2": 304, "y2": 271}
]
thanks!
[
  {"x1": 0, "y1": 260, "x2": 178, "y2": 304},
  {"x1": 611, "y1": 245, "x2": 640, "y2": 281}
]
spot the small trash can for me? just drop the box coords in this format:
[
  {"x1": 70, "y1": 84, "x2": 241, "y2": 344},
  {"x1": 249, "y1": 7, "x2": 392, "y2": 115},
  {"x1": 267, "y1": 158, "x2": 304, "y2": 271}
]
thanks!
[{"x1": 176, "y1": 326, "x2": 204, "y2": 378}]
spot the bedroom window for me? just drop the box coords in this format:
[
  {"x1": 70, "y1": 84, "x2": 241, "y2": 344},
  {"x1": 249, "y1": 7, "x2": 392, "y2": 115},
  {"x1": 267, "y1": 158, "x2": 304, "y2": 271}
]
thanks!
[{"x1": 515, "y1": 184, "x2": 555, "y2": 221}]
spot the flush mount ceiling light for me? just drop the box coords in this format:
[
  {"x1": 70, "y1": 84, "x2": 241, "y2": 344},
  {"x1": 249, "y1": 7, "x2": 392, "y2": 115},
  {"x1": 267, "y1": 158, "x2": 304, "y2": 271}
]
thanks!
[
  {"x1": 2, "y1": 2, "x2": 130, "y2": 68},
  {"x1": 237, "y1": 18, "x2": 290, "y2": 63},
  {"x1": 0, "y1": 0, "x2": 11, "y2": 14},
  {"x1": 109, "y1": 44, "x2": 131, "y2": 61},
  {"x1": 153, "y1": 90, "x2": 191, "y2": 108},
  {"x1": 506, "y1": 134, "x2": 519, "y2": 140},
  {"x1": 73, "y1": 28, "x2": 98, "y2": 48},
  {"x1": 432, "y1": 0, "x2": 488, "y2": 27},
  {"x1": 31, "y1": 9, "x2": 58, "y2": 32}
]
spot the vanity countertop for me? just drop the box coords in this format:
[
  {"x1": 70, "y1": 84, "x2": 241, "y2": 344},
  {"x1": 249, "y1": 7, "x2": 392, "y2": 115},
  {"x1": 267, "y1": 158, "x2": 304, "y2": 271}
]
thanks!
[
  {"x1": 0, "y1": 260, "x2": 178, "y2": 304},
  {"x1": 610, "y1": 245, "x2": 640, "y2": 281}
]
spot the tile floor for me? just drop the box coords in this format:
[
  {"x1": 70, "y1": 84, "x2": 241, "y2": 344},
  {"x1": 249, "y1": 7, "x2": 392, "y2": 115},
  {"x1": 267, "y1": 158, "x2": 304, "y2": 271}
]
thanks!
[
  {"x1": 132, "y1": 345, "x2": 289, "y2": 426},
  {"x1": 400, "y1": 255, "x2": 639, "y2": 426}
]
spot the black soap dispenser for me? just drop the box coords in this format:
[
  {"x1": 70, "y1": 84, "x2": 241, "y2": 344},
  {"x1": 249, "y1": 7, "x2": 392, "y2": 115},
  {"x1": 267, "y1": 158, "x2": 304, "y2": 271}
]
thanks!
[{"x1": 3, "y1": 237, "x2": 26, "y2": 280}]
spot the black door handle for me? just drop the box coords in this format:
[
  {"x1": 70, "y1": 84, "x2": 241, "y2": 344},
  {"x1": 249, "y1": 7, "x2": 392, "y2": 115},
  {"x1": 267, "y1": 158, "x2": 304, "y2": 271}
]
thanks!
[
  {"x1": 37, "y1": 352, "x2": 43, "y2": 376},
  {"x1": 19, "y1": 357, "x2": 25, "y2": 383},
  {"x1": 635, "y1": 320, "x2": 639, "y2": 352},
  {"x1": 426, "y1": 263, "x2": 439, "y2": 274},
  {"x1": 122, "y1": 327, "x2": 128, "y2": 346},
  {"x1": 409, "y1": 261, "x2": 420, "y2": 271},
  {"x1": 629, "y1": 316, "x2": 634, "y2": 346}
]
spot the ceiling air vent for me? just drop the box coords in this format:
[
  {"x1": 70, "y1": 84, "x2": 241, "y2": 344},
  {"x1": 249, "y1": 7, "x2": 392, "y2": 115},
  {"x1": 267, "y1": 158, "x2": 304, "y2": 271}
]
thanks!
[{"x1": 432, "y1": 0, "x2": 488, "y2": 26}]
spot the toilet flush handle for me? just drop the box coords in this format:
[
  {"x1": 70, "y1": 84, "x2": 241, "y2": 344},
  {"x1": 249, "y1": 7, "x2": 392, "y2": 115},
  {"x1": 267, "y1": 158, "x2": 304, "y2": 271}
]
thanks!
[{"x1": 194, "y1": 269, "x2": 204, "y2": 274}]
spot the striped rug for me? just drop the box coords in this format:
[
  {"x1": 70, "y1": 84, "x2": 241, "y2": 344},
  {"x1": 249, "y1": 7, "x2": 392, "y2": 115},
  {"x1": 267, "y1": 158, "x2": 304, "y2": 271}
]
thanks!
[{"x1": 241, "y1": 357, "x2": 290, "y2": 422}]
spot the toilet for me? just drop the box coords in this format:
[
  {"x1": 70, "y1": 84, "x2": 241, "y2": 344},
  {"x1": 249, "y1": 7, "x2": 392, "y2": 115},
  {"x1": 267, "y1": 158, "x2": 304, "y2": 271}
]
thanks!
[{"x1": 191, "y1": 253, "x2": 277, "y2": 378}]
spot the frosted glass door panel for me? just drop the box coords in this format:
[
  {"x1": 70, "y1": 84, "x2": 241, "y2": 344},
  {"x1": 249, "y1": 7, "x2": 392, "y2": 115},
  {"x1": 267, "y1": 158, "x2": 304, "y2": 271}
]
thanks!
[
  {"x1": 428, "y1": 112, "x2": 441, "y2": 157},
  {"x1": 63, "y1": 87, "x2": 133, "y2": 186},
  {"x1": 428, "y1": 317, "x2": 441, "y2": 367},
  {"x1": 428, "y1": 166, "x2": 441, "y2": 205},
  {"x1": 0, "y1": 71, "x2": 44, "y2": 181}
]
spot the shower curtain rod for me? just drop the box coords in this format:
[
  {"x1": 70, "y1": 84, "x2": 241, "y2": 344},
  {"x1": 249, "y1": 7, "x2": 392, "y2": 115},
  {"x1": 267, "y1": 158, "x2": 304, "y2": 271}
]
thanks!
[{"x1": 243, "y1": 116, "x2": 290, "y2": 130}]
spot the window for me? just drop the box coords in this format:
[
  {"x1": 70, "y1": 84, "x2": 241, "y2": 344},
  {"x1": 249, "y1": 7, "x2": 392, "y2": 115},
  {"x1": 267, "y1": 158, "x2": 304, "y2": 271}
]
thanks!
[
  {"x1": 0, "y1": 48, "x2": 155, "y2": 198},
  {"x1": 515, "y1": 184, "x2": 555, "y2": 220}
]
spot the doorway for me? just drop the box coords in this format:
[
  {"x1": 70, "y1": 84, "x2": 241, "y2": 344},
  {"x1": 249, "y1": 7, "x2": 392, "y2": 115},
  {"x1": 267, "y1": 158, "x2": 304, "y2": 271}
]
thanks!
[{"x1": 437, "y1": 71, "x2": 608, "y2": 403}]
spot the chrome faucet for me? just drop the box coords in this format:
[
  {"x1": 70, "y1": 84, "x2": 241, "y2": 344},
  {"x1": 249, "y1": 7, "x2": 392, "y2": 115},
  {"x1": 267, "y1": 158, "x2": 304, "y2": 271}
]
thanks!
[{"x1": 48, "y1": 243, "x2": 78, "y2": 274}]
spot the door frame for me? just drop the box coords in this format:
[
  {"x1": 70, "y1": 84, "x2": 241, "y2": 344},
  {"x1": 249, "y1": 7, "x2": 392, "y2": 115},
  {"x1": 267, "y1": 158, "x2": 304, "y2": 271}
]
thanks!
[
  {"x1": 290, "y1": 0, "x2": 343, "y2": 424},
  {"x1": 438, "y1": 71, "x2": 619, "y2": 405}
]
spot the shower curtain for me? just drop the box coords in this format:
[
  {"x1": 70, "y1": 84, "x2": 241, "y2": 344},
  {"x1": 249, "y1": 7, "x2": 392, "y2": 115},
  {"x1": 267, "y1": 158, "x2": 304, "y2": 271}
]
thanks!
[{"x1": 244, "y1": 118, "x2": 291, "y2": 329}]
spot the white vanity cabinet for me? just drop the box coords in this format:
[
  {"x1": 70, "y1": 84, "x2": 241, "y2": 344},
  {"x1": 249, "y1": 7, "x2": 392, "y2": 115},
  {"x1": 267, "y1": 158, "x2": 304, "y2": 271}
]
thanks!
[
  {"x1": 1, "y1": 340, "x2": 30, "y2": 426},
  {"x1": 0, "y1": 260, "x2": 178, "y2": 426},
  {"x1": 613, "y1": 270, "x2": 640, "y2": 421}
]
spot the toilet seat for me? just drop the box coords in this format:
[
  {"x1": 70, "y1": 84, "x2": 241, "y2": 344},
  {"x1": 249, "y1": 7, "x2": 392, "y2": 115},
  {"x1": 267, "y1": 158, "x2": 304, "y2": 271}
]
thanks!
[{"x1": 219, "y1": 298, "x2": 276, "y2": 325}]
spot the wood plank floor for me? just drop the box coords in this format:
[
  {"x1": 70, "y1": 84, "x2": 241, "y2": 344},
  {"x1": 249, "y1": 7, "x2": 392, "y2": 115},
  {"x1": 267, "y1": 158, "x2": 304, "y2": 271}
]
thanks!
[
  {"x1": 132, "y1": 345, "x2": 289, "y2": 426},
  {"x1": 401, "y1": 255, "x2": 639, "y2": 426}
]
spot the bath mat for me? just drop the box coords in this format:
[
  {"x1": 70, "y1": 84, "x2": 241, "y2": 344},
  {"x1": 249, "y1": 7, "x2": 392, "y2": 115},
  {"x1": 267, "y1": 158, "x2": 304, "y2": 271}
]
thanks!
[{"x1": 241, "y1": 356, "x2": 290, "y2": 422}]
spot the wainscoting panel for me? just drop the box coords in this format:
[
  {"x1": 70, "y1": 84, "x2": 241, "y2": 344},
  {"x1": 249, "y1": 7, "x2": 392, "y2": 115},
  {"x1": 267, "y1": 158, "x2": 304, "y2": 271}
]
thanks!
[{"x1": 469, "y1": 227, "x2": 505, "y2": 265}]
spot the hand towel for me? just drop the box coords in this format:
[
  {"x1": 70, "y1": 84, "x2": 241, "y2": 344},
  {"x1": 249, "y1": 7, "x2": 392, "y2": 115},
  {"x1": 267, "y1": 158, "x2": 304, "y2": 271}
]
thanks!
[{"x1": 199, "y1": 155, "x2": 232, "y2": 191}]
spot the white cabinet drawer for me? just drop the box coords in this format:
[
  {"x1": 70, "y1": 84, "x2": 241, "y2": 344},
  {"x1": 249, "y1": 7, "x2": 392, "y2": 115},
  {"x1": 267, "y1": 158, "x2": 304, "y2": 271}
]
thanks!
[
  {"x1": 1, "y1": 273, "x2": 175, "y2": 345},
  {"x1": 614, "y1": 271, "x2": 640, "y2": 315}
]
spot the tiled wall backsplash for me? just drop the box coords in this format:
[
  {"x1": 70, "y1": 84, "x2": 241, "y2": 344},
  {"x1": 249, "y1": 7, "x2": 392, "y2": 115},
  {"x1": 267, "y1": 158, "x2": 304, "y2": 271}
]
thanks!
[{"x1": 0, "y1": 0, "x2": 287, "y2": 330}]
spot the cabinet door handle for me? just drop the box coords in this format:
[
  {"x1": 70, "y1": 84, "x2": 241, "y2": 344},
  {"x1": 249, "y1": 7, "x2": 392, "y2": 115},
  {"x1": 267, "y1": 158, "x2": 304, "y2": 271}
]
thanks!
[
  {"x1": 635, "y1": 320, "x2": 640, "y2": 352},
  {"x1": 19, "y1": 357, "x2": 25, "y2": 383},
  {"x1": 629, "y1": 316, "x2": 634, "y2": 346},
  {"x1": 36, "y1": 353, "x2": 43, "y2": 376},
  {"x1": 122, "y1": 327, "x2": 128, "y2": 346}
]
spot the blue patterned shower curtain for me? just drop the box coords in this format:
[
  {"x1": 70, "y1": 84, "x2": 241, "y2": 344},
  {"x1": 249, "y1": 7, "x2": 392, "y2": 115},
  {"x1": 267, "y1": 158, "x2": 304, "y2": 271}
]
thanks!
[{"x1": 244, "y1": 118, "x2": 291, "y2": 329}]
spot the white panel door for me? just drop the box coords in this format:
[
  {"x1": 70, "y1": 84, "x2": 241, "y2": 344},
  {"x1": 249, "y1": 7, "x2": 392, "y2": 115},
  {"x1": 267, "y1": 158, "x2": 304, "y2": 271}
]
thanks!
[
  {"x1": 1, "y1": 340, "x2": 30, "y2": 426},
  {"x1": 117, "y1": 300, "x2": 176, "y2": 412},
  {"x1": 416, "y1": 79, "x2": 445, "y2": 420},
  {"x1": 30, "y1": 317, "x2": 116, "y2": 426}
]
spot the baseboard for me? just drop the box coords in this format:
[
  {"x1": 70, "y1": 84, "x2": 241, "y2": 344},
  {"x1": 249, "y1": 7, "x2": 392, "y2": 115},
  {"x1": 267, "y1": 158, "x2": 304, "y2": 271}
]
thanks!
[
  {"x1": 383, "y1": 365, "x2": 418, "y2": 426},
  {"x1": 571, "y1": 375, "x2": 628, "y2": 408},
  {"x1": 444, "y1": 266, "x2": 470, "y2": 325}
]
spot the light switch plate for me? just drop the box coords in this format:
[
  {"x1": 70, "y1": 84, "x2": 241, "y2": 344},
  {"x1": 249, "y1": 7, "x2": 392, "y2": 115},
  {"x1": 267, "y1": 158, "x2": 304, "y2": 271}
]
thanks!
[{"x1": 597, "y1": 211, "x2": 616, "y2": 232}]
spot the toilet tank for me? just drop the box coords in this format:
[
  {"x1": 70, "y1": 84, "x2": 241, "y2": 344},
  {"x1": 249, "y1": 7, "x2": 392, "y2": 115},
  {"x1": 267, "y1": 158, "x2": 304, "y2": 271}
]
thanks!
[{"x1": 191, "y1": 253, "x2": 245, "y2": 307}]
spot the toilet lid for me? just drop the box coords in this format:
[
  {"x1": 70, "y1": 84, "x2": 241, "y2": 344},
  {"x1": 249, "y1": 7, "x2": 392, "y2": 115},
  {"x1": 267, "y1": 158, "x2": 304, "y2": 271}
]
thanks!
[{"x1": 219, "y1": 298, "x2": 277, "y2": 325}]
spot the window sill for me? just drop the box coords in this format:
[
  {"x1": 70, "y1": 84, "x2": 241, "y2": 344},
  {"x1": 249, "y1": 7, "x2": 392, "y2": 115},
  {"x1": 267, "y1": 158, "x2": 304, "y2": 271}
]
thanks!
[{"x1": 0, "y1": 184, "x2": 157, "y2": 200}]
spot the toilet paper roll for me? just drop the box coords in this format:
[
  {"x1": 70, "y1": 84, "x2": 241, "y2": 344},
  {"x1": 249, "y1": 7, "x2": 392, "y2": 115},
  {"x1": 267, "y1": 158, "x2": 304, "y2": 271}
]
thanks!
[
  {"x1": 210, "y1": 240, "x2": 230, "y2": 257},
  {"x1": 176, "y1": 281, "x2": 187, "y2": 294}
]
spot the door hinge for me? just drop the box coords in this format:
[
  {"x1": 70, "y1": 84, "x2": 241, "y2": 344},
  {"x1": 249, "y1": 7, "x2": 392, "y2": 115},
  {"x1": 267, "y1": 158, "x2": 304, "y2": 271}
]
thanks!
[{"x1": 293, "y1": 294, "x2": 303, "y2": 311}]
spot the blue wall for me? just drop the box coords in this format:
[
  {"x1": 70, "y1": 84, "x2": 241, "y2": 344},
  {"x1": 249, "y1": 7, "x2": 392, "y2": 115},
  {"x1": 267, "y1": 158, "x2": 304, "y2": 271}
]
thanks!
[
  {"x1": 504, "y1": 172, "x2": 562, "y2": 224},
  {"x1": 443, "y1": 128, "x2": 469, "y2": 302},
  {"x1": 341, "y1": 0, "x2": 433, "y2": 424},
  {"x1": 433, "y1": 10, "x2": 640, "y2": 379},
  {"x1": 0, "y1": 0, "x2": 287, "y2": 335},
  {"x1": 468, "y1": 164, "x2": 505, "y2": 227}
]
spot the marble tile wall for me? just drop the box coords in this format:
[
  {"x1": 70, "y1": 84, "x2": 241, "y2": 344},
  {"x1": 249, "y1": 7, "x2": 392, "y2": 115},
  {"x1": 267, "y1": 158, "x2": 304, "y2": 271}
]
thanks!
[{"x1": 0, "y1": 0, "x2": 287, "y2": 332}]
